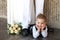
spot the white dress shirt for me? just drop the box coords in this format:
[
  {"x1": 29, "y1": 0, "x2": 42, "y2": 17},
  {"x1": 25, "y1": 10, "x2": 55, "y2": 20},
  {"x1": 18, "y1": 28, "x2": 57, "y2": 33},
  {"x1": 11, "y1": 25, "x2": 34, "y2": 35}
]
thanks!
[{"x1": 32, "y1": 26, "x2": 48, "y2": 38}]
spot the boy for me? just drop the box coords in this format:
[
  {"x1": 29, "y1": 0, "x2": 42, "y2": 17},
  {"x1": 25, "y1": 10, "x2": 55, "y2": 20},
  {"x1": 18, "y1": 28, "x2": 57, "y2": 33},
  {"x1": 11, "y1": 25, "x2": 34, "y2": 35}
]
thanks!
[{"x1": 32, "y1": 14, "x2": 48, "y2": 38}]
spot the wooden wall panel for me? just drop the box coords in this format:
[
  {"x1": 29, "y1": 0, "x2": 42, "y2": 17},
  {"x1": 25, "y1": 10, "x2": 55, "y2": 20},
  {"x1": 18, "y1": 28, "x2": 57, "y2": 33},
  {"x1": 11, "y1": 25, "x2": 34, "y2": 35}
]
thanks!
[
  {"x1": 44, "y1": 0, "x2": 60, "y2": 29},
  {"x1": 0, "y1": 0, "x2": 7, "y2": 18}
]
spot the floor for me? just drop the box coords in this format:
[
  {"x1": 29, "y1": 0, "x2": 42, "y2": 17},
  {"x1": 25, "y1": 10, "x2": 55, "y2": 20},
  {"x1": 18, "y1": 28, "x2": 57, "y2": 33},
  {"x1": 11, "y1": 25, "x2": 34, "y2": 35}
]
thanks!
[{"x1": 0, "y1": 18, "x2": 60, "y2": 40}]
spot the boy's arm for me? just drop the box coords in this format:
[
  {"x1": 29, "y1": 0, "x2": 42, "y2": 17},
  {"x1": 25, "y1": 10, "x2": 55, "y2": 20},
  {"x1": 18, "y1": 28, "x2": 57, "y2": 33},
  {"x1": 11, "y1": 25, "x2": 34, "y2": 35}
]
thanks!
[
  {"x1": 32, "y1": 26, "x2": 40, "y2": 38},
  {"x1": 41, "y1": 27, "x2": 48, "y2": 37}
]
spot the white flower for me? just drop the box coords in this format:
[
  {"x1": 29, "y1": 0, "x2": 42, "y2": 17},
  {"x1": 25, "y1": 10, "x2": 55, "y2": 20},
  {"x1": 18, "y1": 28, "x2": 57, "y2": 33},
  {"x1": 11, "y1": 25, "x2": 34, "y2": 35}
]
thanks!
[
  {"x1": 13, "y1": 27, "x2": 16, "y2": 30},
  {"x1": 10, "y1": 30, "x2": 14, "y2": 33},
  {"x1": 14, "y1": 30, "x2": 19, "y2": 34},
  {"x1": 9, "y1": 27, "x2": 12, "y2": 30},
  {"x1": 8, "y1": 23, "x2": 22, "y2": 34},
  {"x1": 18, "y1": 27, "x2": 21, "y2": 31}
]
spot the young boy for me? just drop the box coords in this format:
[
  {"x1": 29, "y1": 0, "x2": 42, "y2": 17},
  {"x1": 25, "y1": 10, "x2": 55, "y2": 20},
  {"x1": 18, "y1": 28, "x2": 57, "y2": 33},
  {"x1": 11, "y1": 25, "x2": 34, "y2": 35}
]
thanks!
[{"x1": 32, "y1": 14, "x2": 48, "y2": 38}]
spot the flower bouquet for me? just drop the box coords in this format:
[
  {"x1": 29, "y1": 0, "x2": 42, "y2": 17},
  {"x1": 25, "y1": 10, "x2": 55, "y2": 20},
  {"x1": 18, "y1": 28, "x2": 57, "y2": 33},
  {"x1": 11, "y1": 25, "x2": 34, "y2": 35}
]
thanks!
[{"x1": 7, "y1": 23, "x2": 22, "y2": 35}]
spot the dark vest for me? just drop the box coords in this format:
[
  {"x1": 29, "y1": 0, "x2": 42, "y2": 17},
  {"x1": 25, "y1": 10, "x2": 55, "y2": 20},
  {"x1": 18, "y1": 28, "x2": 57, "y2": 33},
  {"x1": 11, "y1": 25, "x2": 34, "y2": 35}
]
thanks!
[{"x1": 28, "y1": 24, "x2": 46, "y2": 38}]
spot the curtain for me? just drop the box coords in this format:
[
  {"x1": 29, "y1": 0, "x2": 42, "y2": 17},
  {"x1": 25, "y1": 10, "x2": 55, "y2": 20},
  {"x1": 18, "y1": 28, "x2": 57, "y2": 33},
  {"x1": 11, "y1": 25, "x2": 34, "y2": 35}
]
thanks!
[
  {"x1": 7, "y1": 0, "x2": 44, "y2": 29},
  {"x1": 7, "y1": 0, "x2": 24, "y2": 24}
]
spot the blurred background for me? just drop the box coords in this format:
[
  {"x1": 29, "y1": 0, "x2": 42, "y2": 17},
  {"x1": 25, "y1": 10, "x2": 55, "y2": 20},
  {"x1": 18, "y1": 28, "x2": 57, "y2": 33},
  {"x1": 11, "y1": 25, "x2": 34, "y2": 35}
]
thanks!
[{"x1": 0, "y1": 0, "x2": 60, "y2": 40}]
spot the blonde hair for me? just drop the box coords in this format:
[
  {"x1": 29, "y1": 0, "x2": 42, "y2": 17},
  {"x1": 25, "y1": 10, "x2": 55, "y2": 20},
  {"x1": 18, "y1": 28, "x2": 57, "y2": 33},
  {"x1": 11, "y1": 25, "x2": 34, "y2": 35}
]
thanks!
[{"x1": 36, "y1": 13, "x2": 47, "y2": 22}]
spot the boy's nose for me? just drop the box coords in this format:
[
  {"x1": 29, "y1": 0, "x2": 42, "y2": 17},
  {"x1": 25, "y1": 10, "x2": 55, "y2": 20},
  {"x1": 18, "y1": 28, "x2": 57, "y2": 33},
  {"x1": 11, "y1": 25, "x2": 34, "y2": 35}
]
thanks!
[{"x1": 39, "y1": 24, "x2": 42, "y2": 27}]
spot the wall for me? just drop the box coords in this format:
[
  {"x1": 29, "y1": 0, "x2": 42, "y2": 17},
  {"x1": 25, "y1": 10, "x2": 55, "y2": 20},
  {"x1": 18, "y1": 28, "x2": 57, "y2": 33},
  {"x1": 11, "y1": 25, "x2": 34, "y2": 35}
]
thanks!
[
  {"x1": 0, "y1": 0, "x2": 7, "y2": 36},
  {"x1": 1, "y1": 0, "x2": 60, "y2": 29},
  {"x1": 44, "y1": 0, "x2": 60, "y2": 29},
  {"x1": 7, "y1": 0, "x2": 35, "y2": 24},
  {"x1": 0, "y1": 0, "x2": 7, "y2": 18}
]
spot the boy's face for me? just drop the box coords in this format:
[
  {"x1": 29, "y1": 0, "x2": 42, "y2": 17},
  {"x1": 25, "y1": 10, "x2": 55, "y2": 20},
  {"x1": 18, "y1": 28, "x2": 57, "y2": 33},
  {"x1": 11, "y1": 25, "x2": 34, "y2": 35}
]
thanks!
[{"x1": 36, "y1": 18, "x2": 46, "y2": 29}]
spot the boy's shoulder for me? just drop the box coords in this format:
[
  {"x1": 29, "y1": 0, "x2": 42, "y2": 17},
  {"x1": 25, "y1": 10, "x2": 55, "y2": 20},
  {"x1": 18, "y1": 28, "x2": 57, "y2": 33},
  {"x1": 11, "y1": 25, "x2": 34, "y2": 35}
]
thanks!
[
  {"x1": 29, "y1": 25, "x2": 35, "y2": 30},
  {"x1": 28, "y1": 24, "x2": 35, "y2": 34},
  {"x1": 28, "y1": 24, "x2": 35, "y2": 29}
]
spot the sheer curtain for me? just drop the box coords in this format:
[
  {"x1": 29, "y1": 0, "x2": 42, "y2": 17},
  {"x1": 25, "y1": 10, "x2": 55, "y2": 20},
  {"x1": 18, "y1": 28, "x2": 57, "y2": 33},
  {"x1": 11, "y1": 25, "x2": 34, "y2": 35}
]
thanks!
[
  {"x1": 7, "y1": 0, "x2": 24, "y2": 24},
  {"x1": 7, "y1": 0, "x2": 34, "y2": 29},
  {"x1": 35, "y1": 0, "x2": 44, "y2": 16},
  {"x1": 7, "y1": 0, "x2": 44, "y2": 29}
]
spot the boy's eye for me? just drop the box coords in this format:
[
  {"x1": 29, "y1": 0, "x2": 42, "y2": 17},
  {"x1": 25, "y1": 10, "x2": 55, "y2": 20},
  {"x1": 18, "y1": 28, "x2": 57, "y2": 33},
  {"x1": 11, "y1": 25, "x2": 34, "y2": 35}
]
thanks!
[
  {"x1": 38, "y1": 22, "x2": 40, "y2": 24},
  {"x1": 41, "y1": 23, "x2": 43, "y2": 24}
]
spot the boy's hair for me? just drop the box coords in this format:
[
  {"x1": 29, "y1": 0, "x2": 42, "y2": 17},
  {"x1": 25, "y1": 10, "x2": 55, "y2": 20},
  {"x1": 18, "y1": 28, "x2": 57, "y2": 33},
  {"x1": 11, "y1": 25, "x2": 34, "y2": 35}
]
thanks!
[{"x1": 36, "y1": 13, "x2": 47, "y2": 22}]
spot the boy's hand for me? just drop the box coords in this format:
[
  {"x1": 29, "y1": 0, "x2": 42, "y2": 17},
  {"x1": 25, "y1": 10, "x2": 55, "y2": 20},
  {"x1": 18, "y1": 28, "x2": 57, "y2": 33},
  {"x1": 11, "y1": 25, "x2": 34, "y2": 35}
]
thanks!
[
  {"x1": 36, "y1": 25, "x2": 41, "y2": 32},
  {"x1": 37, "y1": 27, "x2": 41, "y2": 32},
  {"x1": 41, "y1": 26, "x2": 45, "y2": 32}
]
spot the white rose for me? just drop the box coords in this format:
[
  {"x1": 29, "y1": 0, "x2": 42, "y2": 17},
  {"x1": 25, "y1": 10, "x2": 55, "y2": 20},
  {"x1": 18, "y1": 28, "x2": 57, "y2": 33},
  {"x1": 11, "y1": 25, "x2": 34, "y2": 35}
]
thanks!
[
  {"x1": 10, "y1": 30, "x2": 14, "y2": 33},
  {"x1": 14, "y1": 30, "x2": 19, "y2": 34},
  {"x1": 13, "y1": 27, "x2": 16, "y2": 30},
  {"x1": 9, "y1": 27, "x2": 12, "y2": 30},
  {"x1": 18, "y1": 27, "x2": 21, "y2": 31}
]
